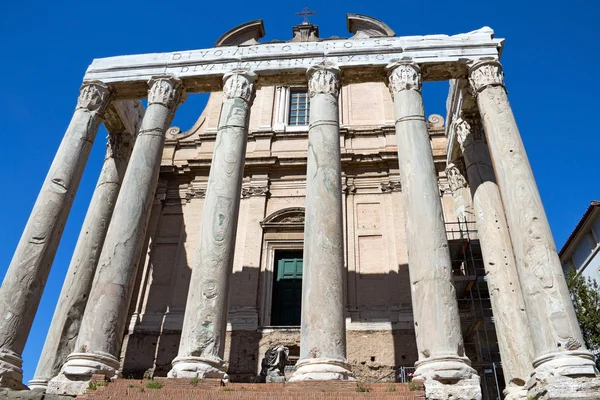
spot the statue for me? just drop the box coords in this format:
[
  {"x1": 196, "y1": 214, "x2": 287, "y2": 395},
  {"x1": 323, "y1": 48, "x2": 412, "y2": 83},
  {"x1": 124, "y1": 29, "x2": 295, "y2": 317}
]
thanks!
[{"x1": 259, "y1": 345, "x2": 289, "y2": 383}]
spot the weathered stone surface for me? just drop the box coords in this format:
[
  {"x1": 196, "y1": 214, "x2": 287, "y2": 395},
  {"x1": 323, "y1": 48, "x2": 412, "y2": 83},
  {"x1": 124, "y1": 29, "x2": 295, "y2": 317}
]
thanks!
[
  {"x1": 0, "y1": 388, "x2": 69, "y2": 400},
  {"x1": 452, "y1": 114, "x2": 534, "y2": 400},
  {"x1": 0, "y1": 82, "x2": 111, "y2": 390},
  {"x1": 168, "y1": 71, "x2": 255, "y2": 381},
  {"x1": 445, "y1": 161, "x2": 475, "y2": 228},
  {"x1": 29, "y1": 102, "x2": 143, "y2": 391},
  {"x1": 470, "y1": 60, "x2": 600, "y2": 398},
  {"x1": 289, "y1": 63, "x2": 353, "y2": 382},
  {"x1": 387, "y1": 61, "x2": 481, "y2": 399},
  {"x1": 46, "y1": 77, "x2": 184, "y2": 396}
]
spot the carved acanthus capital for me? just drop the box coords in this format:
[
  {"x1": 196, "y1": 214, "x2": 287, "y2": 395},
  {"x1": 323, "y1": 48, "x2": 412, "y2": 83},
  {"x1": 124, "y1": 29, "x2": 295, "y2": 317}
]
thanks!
[
  {"x1": 446, "y1": 162, "x2": 468, "y2": 193},
  {"x1": 469, "y1": 60, "x2": 504, "y2": 94},
  {"x1": 147, "y1": 76, "x2": 186, "y2": 109},
  {"x1": 381, "y1": 180, "x2": 402, "y2": 193},
  {"x1": 242, "y1": 186, "x2": 269, "y2": 198},
  {"x1": 387, "y1": 62, "x2": 421, "y2": 96},
  {"x1": 455, "y1": 115, "x2": 485, "y2": 151},
  {"x1": 77, "y1": 81, "x2": 111, "y2": 114},
  {"x1": 223, "y1": 70, "x2": 257, "y2": 103},
  {"x1": 106, "y1": 133, "x2": 133, "y2": 160},
  {"x1": 307, "y1": 62, "x2": 341, "y2": 98}
]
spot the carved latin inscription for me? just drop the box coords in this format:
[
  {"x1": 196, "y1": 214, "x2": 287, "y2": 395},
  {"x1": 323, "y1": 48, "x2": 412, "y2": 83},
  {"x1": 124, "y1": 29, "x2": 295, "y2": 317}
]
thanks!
[{"x1": 307, "y1": 62, "x2": 341, "y2": 98}]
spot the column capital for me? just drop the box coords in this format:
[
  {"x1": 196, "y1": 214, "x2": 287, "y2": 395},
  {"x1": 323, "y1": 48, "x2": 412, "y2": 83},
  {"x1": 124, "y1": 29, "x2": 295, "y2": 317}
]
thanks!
[
  {"x1": 307, "y1": 62, "x2": 341, "y2": 98},
  {"x1": 223, "y1": 70, "x2": 257, "y2": 104},
  {"x1": 445, "y1": 162, "x2": 468, "y2": 193},
  {"x1": 147, "y1": 75, "x2": 186, "y2": 109},
  {"x1": 386, "y1": 61, "x2": 421, "y2": 96},
  {"x1": 455, "y1": 115, "x2": 485, "y2": 151},
  {"x1": 468, "y1": 60, "x2": 505, "y2": 94},
  {"x1": 77, "y1": 81, "x2": 111, "y2": 114}
]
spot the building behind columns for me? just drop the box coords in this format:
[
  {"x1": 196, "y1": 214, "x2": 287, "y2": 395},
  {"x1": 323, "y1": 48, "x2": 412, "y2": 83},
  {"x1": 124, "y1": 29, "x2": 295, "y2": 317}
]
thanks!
[{"x1": 3, "y1": 14, "x2": 599, "y2": 400}]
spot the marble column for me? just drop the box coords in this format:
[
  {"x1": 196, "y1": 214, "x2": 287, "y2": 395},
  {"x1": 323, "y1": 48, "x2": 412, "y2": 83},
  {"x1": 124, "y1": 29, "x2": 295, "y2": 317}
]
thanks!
[
  {"x1": 29, "y1": 131, "x2": 135, "y2": 391},
  {"x1": 387, "y1": 61, "x2": 481, "y2": 400},
  {"x1": 454, "y1": 114, "x2": 534, "y2": 400},
  {"x1": 445, "y1": 161, "x2": 475, "y2": 231},
  {"x1": 0, "y1": 82, "x2": 111, "y2": 390},
  {"x1": 469, "y1": 60, "x2": 599, "y2": 398},
  {"x1": 289, "y1": 62, "x2": 353, "y2": 382},
  {"x1": 47, "y1": 76, "x2": 185, "y2": 396},
  {"x1": 168, "y1": 70, "x2": 256, "y2": 380}
]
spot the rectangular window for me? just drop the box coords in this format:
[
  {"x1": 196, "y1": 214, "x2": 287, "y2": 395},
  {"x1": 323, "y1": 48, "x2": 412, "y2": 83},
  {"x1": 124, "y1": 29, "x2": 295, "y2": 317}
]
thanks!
[{"x1": 288, "y1": 89, "x2": 309, "y2": 126}]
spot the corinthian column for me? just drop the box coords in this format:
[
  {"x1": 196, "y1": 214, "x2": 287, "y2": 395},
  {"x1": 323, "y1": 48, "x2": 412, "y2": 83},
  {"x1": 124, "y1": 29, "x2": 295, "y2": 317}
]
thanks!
[
  {"x1": 0, "y1": 82, "x2": 111, "y2": 390},
  {"x1": 469, "y1": 61, "x2": 600, "y2": 398},
  {"x1": 445, "y1": 161, "x2": 475, "y2": 230},
  {"x1": 29, "y1": 129, "x2": 136, "y2": 391},
  {"x1": 453, "y1": 115, "x2": 534, "y2": 400},
  {"x1": 387, "y1": 61, "x2": 481, "y2": 400},
  {"x1": 47, "y1": 76, "x2": 185, "y2": 396},
  {"x1": 168, "y1": 70, "x2": 255, "y2": 380},
  {"x1": 289, "y1": 62, "x2": 353, "y2": 382}
]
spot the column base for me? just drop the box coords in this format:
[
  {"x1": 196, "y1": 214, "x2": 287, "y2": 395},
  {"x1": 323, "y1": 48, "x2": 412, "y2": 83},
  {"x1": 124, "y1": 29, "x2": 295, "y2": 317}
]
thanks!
[
  {"x1": 46, "y1": 351, "x2": 120, "y2": 396},
  {"x1": 27, "y1": 378, "x2": 49, "y2": 391},
  {"x1": 413, "y1": 356, "x2": 482, "y2": 400},
  {"x1": 168, "y1": 356, "x2": 229, "y2": 381},
  {"x1": 0, "y1": 349, "x2": 27, "y2": 390},
  {"x1": 527, "y1": 351, "x2": 600, "y2": 399},
  {"x1": 503, "y1": 384, "x2": 529, "y2": 400},
  {"x1": 288, "y1": 358, "x2": 355, "y2": 382}
]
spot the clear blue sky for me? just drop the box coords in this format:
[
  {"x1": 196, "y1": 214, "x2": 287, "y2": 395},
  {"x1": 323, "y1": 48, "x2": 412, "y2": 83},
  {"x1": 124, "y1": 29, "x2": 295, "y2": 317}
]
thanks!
[{"x1": 0, "y1": 0, "x2": 597, "y2": 385}]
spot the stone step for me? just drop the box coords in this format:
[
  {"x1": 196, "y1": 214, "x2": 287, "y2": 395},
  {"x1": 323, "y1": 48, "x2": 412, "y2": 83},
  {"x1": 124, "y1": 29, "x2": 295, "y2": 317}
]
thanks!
[{"x1": 77, "y1": 379, "x2": 424, "y2": 400}]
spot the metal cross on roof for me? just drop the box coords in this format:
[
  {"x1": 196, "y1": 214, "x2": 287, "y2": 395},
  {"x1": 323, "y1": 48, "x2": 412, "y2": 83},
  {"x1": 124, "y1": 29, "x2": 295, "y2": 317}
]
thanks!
[{"x1": 296, "y1": 7, "x2": 317, "y2": 24}]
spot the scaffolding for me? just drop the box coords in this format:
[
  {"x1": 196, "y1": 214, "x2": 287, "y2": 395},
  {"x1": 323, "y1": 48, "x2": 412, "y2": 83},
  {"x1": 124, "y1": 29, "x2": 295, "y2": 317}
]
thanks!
[{"x1": 447, "y1": 220, "x2": 504, "y2": 400}]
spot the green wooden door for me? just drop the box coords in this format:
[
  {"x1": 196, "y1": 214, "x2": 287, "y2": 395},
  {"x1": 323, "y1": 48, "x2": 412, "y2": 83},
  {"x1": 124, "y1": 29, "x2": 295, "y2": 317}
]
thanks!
[{"x1": 272, "y1": 257, "x2": 303, "y2": 326}]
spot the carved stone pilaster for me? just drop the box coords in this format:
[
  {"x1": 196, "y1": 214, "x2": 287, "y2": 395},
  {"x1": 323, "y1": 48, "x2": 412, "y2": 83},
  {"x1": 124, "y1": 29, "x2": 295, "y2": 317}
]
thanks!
[
  {"x1": 386, "y1": 62, "x2": 421, "y2": 96},
  {"x1": 242, "y1": 186, "x2": 269, "y2": 198},
  {"x1": 381, "y1": 180, "x2": 402, "y2": 193},
  {"x1": 147, "y1": 76, "x2": 186, "y2": 109},
  {"x1": 468, "y1": 60, "x2": 505, "y2": 94},
  {"x1": 455, "y1": 115, "x2": 485, "y2": 151},
  {"x1": 223, "y1": 70, "x2": 256, "y2": 104},
  {"x1": 307, "y1": 63, "x2": 341, "y2": 98},
  {"x1": 445, "y1": 162, "x2": 468, "y2": 193},
  {"x1": 76, "y1": 81, "x2": 111, "y2": 114}
]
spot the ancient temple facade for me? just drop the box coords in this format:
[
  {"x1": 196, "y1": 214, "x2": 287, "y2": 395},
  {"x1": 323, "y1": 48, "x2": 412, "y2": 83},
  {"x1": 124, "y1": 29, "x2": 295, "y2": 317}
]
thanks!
[{"x1": 1, "y1": 15, "x2": 599, "y2": 400}]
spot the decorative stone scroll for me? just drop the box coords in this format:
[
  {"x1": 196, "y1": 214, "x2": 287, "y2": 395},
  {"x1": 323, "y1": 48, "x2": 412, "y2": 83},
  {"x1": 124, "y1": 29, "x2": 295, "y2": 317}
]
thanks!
[
  {"x1": 307, "y1": 62, "x2": 340, "y2": 97},
  {"x1": 76, "y1": 81, "x2": 111, "y2": 114},
  {"x1": 223, "y1": 70, "x2": 256, "y2": 102},
  {"x1": 468, "y1": 61, "x2": 505, "y2": 94},
  {"x1": 242, "y1": 186, "x2": 269, "y2": 198},
  {"x1": 381, "y1": 180, "x2": 402, "y2": 192},
  {"x1": 387, "y1": 62, "x2": 421, "y2": 95}
]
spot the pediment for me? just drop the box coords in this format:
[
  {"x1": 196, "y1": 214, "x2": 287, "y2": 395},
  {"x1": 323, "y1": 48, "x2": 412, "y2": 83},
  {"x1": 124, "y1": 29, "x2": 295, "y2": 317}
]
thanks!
[{"x1": 261, "y1": 207, "x2": 305, "y2": 229}]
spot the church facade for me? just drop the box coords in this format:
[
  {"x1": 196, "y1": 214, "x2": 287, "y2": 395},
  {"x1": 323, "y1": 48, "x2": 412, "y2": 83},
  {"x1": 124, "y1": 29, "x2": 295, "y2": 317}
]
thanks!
[{"x1": 1, "y1": 15, "x2": 599, "y2": 400}]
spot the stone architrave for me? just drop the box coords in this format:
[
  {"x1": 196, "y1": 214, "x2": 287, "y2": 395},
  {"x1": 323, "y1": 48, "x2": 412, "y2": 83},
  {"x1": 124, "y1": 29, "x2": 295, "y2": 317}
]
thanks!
[
  {"x1": 29, "y1": 130, "x2": 136, "y2": 391},
  {"x1": 387, "y1": 61, "x2": 481, "y2": 400},
  {"x1": 445, "y1": 161, "x2": 475, "y2": 230},
  {"x1": 289, "y1": 62, "x2": 354, "y2": 382},
  {"x1": 454, "y1": 115, "x2": 534, "y2": 400},
  {"x1": 469, "y1": 60, "x2": 600, "y2": 398},
  {"x1": 168, "y1": 70, "x2": 256, "y2": 380},
  {"x1": 47, "y1": 76, "x2": 185, "y2": 396},
  {"x1": 0, "y1": 82, "x2": 111, "y2": 390}
]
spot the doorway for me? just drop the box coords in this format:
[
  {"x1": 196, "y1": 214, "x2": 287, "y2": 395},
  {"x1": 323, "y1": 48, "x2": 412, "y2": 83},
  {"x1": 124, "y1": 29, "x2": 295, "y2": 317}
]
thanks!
[{"x1": 271, "y1": 250, "x2": 303, "y2": 326}]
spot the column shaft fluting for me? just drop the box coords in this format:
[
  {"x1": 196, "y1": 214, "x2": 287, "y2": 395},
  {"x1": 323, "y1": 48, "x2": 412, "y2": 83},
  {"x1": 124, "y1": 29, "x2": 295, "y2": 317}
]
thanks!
[
  {"x1": 168, "y1": 71, "x2": 255, "y2": 380},
  {"x1": 47, "y1": 76, "x2": 184, "y2": 396},
  {"x1": 454, "y1": 114, "x2": 534, "y2": 399},
  {"x1": 469, "y1": 61, "x2": 599, "y2": 397},
  {"x1": 387, "y1": 62, "x2": 480, "y2": 400},
  {"x1": 289, "y1": 63, "x2": 353, "y2": 382},
  {"x1": 0, "y1": 82, "x2": 110, "y2": 390},
  {"x1": 29, "y1": 131, "x2": 134, "y2": 390}
]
